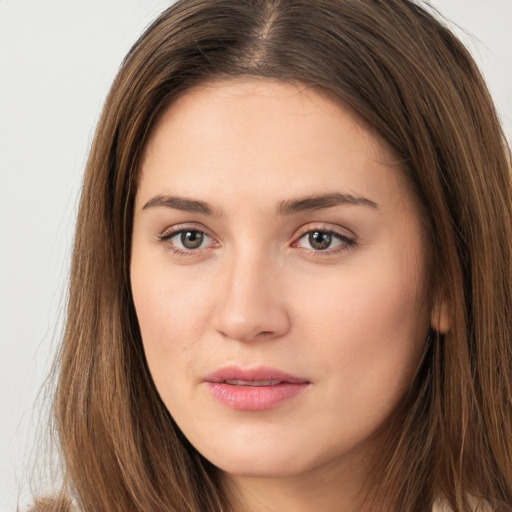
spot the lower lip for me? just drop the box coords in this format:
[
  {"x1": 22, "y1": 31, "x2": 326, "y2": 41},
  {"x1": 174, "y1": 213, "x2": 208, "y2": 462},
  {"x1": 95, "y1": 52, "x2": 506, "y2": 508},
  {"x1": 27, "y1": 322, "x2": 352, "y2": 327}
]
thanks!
[{"x1": 205, "y1": 382, "x2": 309, "y2": 410}]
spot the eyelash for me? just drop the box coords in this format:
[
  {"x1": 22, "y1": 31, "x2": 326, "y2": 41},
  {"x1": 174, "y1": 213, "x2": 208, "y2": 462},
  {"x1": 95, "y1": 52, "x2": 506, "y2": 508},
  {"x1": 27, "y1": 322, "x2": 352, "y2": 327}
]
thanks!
[
  {"x1": 158, "y1": 224, "x2": 216, "y2": 257},
  {"x1": 292, "y1": 225, "x2": 357, "y2": 255},
  {"x1": 158, "y1": 224, "x2": 357, "y2": 258}
]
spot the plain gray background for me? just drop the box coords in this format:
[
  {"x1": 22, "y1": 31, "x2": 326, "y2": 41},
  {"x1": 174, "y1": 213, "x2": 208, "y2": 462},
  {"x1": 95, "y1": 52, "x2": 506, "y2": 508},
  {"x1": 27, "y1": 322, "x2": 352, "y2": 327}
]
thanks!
[{"x1": 1, "y1": 1, "x2": 511, "y2": 509}]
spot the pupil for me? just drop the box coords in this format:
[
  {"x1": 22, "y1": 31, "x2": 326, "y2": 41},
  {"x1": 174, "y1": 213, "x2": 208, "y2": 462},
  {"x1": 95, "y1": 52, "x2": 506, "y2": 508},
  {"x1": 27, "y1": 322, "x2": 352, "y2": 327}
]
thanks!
[
  {"x1": 309, "y1": 231, "x2": 331, "y2": 250},
  {"x1": 181, "y1": 230, "x2": 203, "y2": 249}
]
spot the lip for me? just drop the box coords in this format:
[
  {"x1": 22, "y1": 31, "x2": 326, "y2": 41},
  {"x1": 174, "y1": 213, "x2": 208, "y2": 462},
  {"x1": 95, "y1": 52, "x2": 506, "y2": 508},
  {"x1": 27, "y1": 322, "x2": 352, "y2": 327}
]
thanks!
[{"x1": 204, "y1": 366, "x2": 310, "y2": 410}]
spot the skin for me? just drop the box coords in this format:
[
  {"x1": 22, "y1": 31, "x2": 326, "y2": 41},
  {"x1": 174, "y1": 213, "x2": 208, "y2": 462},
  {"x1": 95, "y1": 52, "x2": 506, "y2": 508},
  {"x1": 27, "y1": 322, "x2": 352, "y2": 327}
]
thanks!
[{"x1": 130, "y1": 79, "x2": 442, "y2": 512}]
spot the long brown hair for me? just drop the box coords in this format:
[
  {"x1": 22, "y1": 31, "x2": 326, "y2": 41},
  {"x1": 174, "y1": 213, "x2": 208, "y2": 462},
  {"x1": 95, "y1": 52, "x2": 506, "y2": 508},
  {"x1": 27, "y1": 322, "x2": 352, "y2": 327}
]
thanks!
[{"x1": 32, "y1": 1, "x2": 512, "y2": 511}]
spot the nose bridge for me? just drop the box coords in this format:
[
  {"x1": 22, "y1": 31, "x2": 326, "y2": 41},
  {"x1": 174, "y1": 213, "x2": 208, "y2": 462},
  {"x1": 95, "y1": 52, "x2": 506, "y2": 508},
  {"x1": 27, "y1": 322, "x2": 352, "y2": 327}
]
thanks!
[{"x1": 213, "y1": 243, "x2": 290, "y2": 342}]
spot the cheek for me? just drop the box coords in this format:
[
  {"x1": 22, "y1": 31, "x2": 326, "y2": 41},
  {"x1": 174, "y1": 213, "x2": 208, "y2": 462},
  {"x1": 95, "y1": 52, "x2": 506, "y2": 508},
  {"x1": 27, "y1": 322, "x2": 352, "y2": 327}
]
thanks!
[
  {"x1": 293, "y1": 252, "x2": 429, "y2": 405},
  {"x1": 130, "y1": 254, "x2": 215, "y2": 377}
]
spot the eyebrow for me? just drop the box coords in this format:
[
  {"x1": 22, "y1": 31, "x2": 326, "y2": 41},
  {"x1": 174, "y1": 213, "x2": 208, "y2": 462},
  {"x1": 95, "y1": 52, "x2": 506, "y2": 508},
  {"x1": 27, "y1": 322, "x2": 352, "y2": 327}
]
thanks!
[
  {"x1": 276, "y1": 192, "x2": 378, "y2": 215},
  {"x1": 142, "y1": 195, "x2": 222, "y2": 216},
  {"x1": 142, "y1": 192, "x2": 378, "y2": 216}
]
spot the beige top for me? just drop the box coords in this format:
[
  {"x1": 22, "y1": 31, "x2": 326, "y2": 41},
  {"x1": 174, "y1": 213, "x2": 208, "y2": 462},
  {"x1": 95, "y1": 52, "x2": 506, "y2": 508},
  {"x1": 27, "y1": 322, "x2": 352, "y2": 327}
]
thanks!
[{"x1": 433, "y1": 497, "x2": 493, "y2": 512}]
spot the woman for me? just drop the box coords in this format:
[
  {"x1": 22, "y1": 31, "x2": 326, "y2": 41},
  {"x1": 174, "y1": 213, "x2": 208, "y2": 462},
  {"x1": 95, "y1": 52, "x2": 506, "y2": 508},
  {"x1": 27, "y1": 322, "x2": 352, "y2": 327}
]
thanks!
[{"x1": 32, "y1": 0, "x2": 512, "y2": 511}]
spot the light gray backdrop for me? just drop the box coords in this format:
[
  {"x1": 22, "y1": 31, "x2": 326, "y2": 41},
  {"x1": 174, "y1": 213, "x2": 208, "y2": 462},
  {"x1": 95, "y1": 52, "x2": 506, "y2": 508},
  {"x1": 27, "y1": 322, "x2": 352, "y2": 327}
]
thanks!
[{"x1": 1, "y1": 1, "x2": 511, "y2": 510}]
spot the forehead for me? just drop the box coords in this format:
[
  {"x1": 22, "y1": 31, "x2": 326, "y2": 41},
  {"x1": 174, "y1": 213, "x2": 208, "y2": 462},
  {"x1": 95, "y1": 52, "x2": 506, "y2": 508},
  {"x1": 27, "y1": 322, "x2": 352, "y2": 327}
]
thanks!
[
  {"x1": 144, "y1": 79, "x2": 388, "y2": 158},
  {"x1": 137, "y1": 78, "x2": 408, "y2": 212}
]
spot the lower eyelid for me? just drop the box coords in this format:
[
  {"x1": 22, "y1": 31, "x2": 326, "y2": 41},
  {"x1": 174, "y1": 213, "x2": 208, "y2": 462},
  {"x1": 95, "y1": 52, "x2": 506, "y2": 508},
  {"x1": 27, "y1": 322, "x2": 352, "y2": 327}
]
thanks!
[{"x1": 299, "y1": 236, "x2": 353, "y2": 249}]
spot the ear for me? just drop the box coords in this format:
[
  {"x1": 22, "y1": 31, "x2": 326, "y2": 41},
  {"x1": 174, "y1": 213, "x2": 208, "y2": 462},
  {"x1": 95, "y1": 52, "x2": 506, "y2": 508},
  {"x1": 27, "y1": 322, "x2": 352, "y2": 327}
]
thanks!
[{"x1": 430, "y1": 293, "x2": 451, "y2": 334}]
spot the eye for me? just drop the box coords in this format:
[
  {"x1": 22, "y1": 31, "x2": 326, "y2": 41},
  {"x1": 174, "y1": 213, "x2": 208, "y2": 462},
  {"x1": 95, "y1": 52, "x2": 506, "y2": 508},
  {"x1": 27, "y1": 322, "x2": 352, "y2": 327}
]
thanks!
[
  {"x1": 159, "y1": 227, "x2": 214, "y2": 254},
  {"x1": 294, "y1": 228, "x2": 356, "y2": 253},
  {"x1": 176, "y1": 230, "x2": 208, "y2": 249}
]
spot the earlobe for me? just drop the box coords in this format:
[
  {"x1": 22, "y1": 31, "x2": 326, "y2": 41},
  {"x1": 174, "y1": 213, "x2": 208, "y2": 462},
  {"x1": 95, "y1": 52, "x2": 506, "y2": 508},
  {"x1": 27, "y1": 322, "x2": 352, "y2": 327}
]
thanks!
[{"x1": 430, "y1": 295, "x2": 452, "y2": 334}]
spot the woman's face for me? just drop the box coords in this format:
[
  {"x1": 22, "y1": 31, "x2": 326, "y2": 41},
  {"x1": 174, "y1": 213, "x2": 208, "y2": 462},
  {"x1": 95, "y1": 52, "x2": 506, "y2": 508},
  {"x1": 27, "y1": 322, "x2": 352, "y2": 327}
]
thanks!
[{"x1": 131, "y1": 79, "x2": 433, "y2": 486}]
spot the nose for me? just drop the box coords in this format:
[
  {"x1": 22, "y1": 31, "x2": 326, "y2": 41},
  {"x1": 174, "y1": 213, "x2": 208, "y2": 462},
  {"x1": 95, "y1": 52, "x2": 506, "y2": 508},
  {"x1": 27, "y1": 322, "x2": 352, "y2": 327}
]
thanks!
[{"x1": 212, "y1": 251, "x2": 291, "y2": 343}]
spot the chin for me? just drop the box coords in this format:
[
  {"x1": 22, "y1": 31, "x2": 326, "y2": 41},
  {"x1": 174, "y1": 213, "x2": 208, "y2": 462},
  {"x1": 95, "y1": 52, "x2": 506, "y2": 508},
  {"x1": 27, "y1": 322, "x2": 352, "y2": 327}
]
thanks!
[
  {"x1": 197, "y1": 435, "x2": 328, "y2": 479},
  {"x1": 213, "y1": 455, "x2": 308, "y2": 479}
]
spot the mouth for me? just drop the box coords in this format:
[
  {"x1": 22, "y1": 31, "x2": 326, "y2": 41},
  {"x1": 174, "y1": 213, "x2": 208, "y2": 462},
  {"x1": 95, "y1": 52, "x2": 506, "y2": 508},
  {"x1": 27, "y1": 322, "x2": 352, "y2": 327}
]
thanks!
[
  {"x1": 204, "y1": 366, "x2": 310, "y2": 410},
  {"x1": 222, "y1": 379, "x2": 283, "y2": 386}
]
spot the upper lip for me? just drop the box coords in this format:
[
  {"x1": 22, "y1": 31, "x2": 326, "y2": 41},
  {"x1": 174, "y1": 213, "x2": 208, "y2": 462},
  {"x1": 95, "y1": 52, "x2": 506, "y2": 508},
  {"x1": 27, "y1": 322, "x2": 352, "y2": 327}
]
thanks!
[{"x1": 204, "y1": 366, "x2": 309, "y2": 384}]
